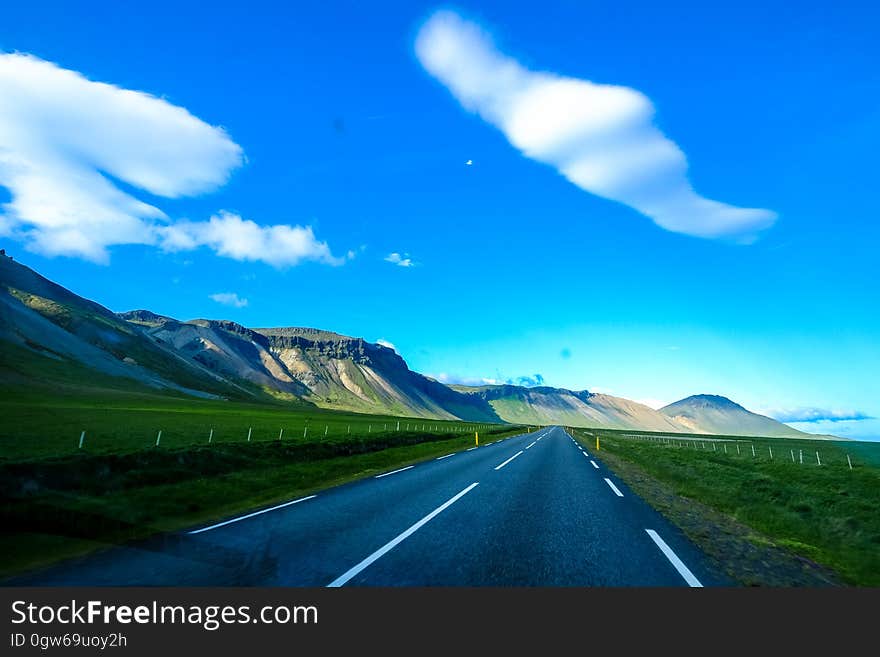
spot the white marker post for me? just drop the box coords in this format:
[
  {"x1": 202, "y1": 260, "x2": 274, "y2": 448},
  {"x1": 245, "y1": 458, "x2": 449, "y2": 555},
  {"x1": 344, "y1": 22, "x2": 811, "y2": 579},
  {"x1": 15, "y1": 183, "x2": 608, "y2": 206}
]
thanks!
[
  {"x1": 847, "y1": 454, "x2": 853, "y2": 470},
  {"x1": 769, "y1": 446, "x2": 773, "y2": 460},
  {"x1": 324, "y1": 426, "x2": 328, "y2": 437},
  {"x1": 397, "y1": 421, "x2": 400, "y2": 431},
  {"x1": 791, "y1": 449, "x2": 795, "y2": 462},
  {"x1": 155, "y1": 430, "x2": 162, "y2": 447},
  {"x1": 279, "y1": 428, "x2": 285, "y2": 440},
  {"x1": 800, "y1": 449, "x2": 803, "y2": 464},
  {"x1": 247, "y1": 427, "x2": 252, "y2": 442},
  {"x1": 752, "y1": 444, "x2": 756, "y2": 457},
  {"x1": 737, "y1": 444, "x2": 741, "y2": 455},
  {"x1": 79, "y1": 431, "x2": 85, "y2": 449},
  {"x1": 209, "y1": 428, "x2": 213, "y2": 444},
  {"x1": 816, "y1": 451, "x2": 821, "y2": 466}
]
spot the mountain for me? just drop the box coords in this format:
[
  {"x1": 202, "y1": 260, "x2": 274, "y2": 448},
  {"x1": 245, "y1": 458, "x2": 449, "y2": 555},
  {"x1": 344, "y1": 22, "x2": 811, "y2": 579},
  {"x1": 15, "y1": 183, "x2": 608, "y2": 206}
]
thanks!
[
  {"x1": 451, "y1": 385, "x2": 687, "y2": 432},
  {"x1": 0, "y1": 252, "x2": 256, "y2": 400},
  {"x1": 123, "y1": 318, "x2": 499, "y2": 420},
  {"x1": 1, "y1": 251, "x2": 835, "y2": 438},
  {"x1": 660, "y1": 394, "x2": 814, "y2": 438}
]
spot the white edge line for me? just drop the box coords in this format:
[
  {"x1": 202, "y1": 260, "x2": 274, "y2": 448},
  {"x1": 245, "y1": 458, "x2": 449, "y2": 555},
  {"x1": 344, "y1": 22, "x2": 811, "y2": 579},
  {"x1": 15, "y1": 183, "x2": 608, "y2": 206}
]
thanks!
[
  {"x1": 467, "y1": 446, "x2": 478, "y2": 451},
  {"x1": 604, "y1": 477, "x2": 624, "y2": 497},
  {"x1": 327, "y1": 482, "x2": 480, "y2": 587},
  {"x1": 591, "y1": 460, "x2": 599, "y2": 469},
  {"x1": 645, "y1": 529, "x2": 703, "y2": 587},
  {"x1": 494, "y1": 450, "x2": 524, "y2": 471},
  {"x1": 188, "y1": 495, "x2": 317, "y2": 534},
  {"x1": 435, "y1": 453, "x2": 456, "y2": 460},
  {"x1": 375, "y1": 465, "x2": 415, "y2": 479},
  {"x1": 526, "y1": 441, "x2": 537, "y2": 449}
]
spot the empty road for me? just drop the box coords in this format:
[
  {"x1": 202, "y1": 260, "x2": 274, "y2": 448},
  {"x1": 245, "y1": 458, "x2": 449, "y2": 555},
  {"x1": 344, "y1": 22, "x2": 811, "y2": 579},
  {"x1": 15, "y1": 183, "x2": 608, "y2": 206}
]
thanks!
[{"x1": 9, "y1": 426, "x2": 729, "y2": 586}]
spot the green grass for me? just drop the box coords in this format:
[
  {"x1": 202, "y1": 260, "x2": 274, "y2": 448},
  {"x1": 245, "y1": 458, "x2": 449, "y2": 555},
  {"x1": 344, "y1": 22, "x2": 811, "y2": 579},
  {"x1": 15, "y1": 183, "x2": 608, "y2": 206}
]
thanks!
[
  {"x1": 0, "y1": 386, "x2": 498, "y2": 460},
  {"x1": 570, "y1": 428, "x2": 880, "y2": 586},
  {"x1": 0, "y1": 387, "x2": 518, "y2": 579}
]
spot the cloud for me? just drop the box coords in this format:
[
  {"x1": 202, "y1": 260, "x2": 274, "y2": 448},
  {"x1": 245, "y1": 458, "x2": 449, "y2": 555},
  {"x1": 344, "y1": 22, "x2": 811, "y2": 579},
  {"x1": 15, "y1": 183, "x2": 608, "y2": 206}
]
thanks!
[
  {"x1": 376, "y1": 339, "x2": 397, "y2": 352},
  {"x1": 430, "y1": 373, "x2": 501, "y2": 386},
  {"x1": 763, "y1": 407, "x2": 874, "y2": 424},
  {"x1": 507, "y1": 373, "x2": 545, "y2": 387},
  {"x1": 209, "y1": 292, "x2": 248, "y2": 308},
  {"x1": 161, "y1": 212, "x2": 344, "y2": 267},
  {"x1": 385, "y1": 252, "x2": 415, "y2": 267},
  {"x1": 415, "y1": 12, "x2": 777, "y2": 242},
  {"x1": 0, "y1": 53, "x2": 344, "y2": 267}
]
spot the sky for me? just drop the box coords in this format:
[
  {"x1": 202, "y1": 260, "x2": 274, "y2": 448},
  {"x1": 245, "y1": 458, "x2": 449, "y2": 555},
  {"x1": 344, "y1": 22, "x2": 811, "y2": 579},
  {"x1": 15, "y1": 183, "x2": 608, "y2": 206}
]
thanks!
[{"x1": 1, "y1": 0, "x2": 878, "y2": 439}]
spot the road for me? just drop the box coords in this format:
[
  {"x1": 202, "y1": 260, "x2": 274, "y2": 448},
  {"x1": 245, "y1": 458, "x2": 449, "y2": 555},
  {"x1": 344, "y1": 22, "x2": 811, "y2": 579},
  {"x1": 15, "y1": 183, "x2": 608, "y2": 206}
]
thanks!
[{"x1": 9, "y1": 427, "x2": 730, "y2": 586}]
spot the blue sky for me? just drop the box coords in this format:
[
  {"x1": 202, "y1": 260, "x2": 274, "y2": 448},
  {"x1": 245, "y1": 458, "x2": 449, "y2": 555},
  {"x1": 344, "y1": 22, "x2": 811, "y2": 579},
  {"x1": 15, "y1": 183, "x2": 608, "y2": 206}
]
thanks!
[{"x1": 1, "y1": 1, "x2": 878, "y2": 438}]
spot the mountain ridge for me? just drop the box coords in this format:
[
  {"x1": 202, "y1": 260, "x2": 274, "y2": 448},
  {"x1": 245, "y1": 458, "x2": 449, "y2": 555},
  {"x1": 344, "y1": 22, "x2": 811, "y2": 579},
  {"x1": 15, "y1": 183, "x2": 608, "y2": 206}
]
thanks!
[{"x1": 0, "y1": 252, "x2": 835, "y2": 439}]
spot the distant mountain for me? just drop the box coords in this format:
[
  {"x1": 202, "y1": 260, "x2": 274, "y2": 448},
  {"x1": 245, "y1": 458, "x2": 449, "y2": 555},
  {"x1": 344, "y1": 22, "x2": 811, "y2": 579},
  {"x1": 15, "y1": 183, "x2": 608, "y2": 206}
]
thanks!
[
  {"x1": 451, "y1": 385, "x2": 686, "y2": 432},
  {"x1": 660, "y1": 394, "x2": 815, "y2": 438},
  {"x1": 0, "y1": 252, "x2": 837, "y2": 438}
]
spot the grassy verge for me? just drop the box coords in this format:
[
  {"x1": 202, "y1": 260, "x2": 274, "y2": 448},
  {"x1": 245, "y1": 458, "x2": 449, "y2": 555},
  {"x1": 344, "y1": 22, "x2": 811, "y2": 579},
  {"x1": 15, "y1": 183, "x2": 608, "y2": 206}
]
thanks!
[
  {"x1": 570, "y1": 428, "x2": 880, "y2": 586},
  {"x1": 1, "y1": 411, "x2": 521, "y2": 580}
]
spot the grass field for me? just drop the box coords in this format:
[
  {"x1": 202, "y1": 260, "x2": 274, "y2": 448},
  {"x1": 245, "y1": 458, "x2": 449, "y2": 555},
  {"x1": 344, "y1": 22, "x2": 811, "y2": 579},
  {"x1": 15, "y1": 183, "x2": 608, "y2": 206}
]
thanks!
[
  {"x1": 570, "y1": 427, "x2": 880, "y2": 586},
  {"x1": 0, "y1": 387, "x2": 519, "y2": 579},
  {"x1": 0, "y1": 387, "x2": 498, "y2": 460}
]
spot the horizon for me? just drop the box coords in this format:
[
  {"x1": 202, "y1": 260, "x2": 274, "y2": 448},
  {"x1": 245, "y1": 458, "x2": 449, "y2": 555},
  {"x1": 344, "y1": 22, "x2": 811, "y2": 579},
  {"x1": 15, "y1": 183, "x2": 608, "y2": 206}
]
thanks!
[{"x1": 1, "y1": 0, "x2": 877, "y2": 440}]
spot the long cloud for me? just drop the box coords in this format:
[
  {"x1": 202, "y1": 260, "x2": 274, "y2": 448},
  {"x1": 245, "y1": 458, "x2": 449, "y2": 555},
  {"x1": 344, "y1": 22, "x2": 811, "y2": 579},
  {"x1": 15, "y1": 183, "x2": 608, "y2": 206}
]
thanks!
[
  {"x1": 764, "y1": 407, "x2": 874, "y2": 424},
  {"x1": 415, "y1": 11, "x2": 777, "y2": 241},
  {"x1": 0, "y1": 53, "x2": 342, "y2": 266}
]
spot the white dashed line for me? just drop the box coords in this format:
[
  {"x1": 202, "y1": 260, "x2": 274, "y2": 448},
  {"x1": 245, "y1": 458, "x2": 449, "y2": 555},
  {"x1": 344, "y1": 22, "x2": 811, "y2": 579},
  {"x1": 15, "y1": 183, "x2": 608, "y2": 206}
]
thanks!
[
  {"x1": 645, "y1": 529, "x2": 703, "y2": 587},
  {"x1": 590, "y1": 460, "x2": 599, "y2": 469},
  {"x1": 375, "y1": 465, "x2": 414, "y2": 479},
  {"x1": 327, "y1": 482, "x2": 480, "y2": 587},
  {"x1": 526, "y1": 441, "x2": 537, "y2": 450},
  {"x1": 494, "y1": 450, "x2": 524, "y2": 471},
  {"x1": 604, "y1": 478, "x2": 624, "y2": 497},
  {"x1": 435, "y1": 453, "x2": 456, "y2": 460}
]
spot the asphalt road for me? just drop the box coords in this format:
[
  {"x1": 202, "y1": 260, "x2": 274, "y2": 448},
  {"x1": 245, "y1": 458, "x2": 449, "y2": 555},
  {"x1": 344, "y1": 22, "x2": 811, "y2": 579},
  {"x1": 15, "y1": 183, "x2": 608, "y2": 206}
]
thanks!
[{"x1": 10, "y1": 426, "x2": 730, "y2": 586}]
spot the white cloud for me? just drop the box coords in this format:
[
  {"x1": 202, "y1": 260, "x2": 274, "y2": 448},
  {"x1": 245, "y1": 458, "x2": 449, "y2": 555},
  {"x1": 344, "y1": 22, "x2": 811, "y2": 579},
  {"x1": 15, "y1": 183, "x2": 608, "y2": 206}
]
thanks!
[
  {"x1": 385, "y1": 252, "x2": 415, "y2": 267},
  {"x1": 376, "y1": 339, "x2": 397, "y2": 352},
  {"x1": 161, "y1": 212, "x2": 344, "y2": 267},
  {"x1": 209, "y1": 292, "x2": 248, "y2": 308},
  {"x1": 415, "y1": 12, "x2": 777, "y2": 242},
  {"x1": 431, "y1": 373, "x2": 501, "y2": 386},
  {"x1": 0, "y1": 53, "x2": 344, "y2": 267},
  {"x1": 762, "y1": 407, "x2": 873, "y2": 423}
]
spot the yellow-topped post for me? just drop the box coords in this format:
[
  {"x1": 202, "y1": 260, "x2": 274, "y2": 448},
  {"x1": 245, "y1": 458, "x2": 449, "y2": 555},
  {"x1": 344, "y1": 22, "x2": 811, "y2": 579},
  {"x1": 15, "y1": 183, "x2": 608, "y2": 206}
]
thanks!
[
  {"x1": 475, "y1": 431, "x2": 479, "y2": 446},
  {"x1": 596, "y1": 435, "x2": 600, "y2": 450}
]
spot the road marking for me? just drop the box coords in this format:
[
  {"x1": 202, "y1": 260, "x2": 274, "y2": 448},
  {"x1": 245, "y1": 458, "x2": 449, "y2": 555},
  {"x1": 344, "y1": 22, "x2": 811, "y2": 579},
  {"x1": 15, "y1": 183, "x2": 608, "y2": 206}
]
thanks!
[
  {"x1": 590, "y1": 460, "x2": 599, "y2": 469},
  {"x1": 604, "y1": 478, "x2": 624, "y2": 497},
  {"x1": 375, "y1": 465, "x2": 414, "y2": 479},
  {"x1": 526, "y1": 441, "x2": 537, "y2": 449},
  {"x1": 188, "y1": 495, "x2": 317, "y2": 534},
  {"x1": 495, "y1": 450, "x2": 524, "y2": 471},
  {"x1": 327, "y1": 482, "x2": 480, "y2": 587},
  {"x1": 645, "y1": 529, "x2": 703, "y2": 587},
  {"x1": 467, "y1": 446, "x2": 478, "y2": 451},
  {"x1": 435, "y1": 453, "x2": 456, "y2": 460}
]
